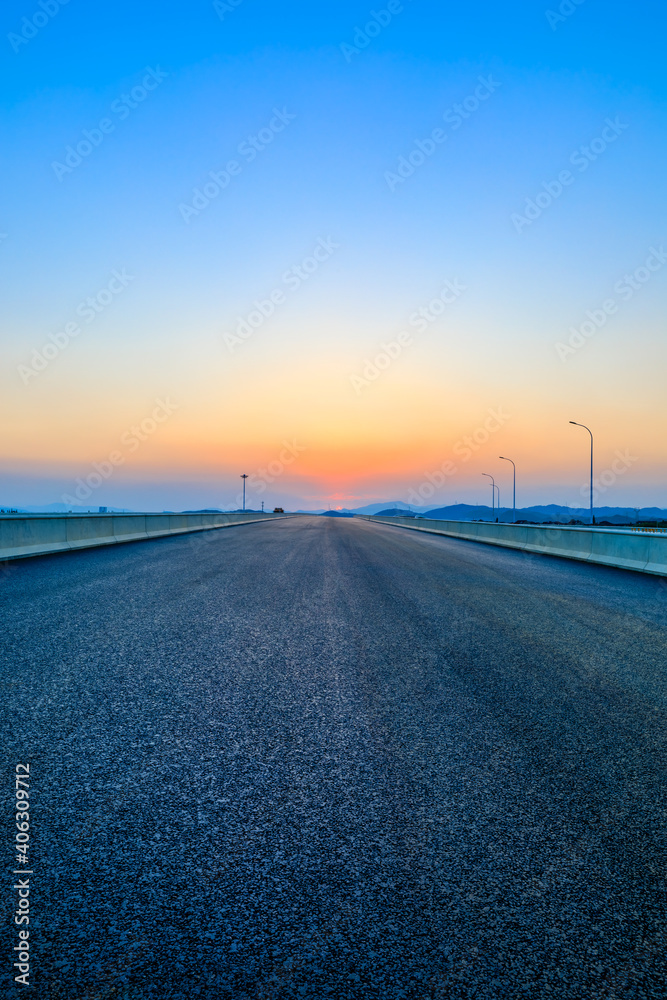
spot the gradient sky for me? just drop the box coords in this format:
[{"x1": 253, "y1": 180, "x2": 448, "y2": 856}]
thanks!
[{"x1": 1, "y1": 0, "x2": 666, "y2": 511}]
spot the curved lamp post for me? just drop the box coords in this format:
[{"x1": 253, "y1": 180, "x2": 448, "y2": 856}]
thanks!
[
  {"x1": 482, "y1": 473, "x2": 495, "y2": 518},
  {"x1": 499, "y1": 456, "x2": 516, "y2": 523},
  {"x1": 569, "y1": 422, "x2": 594, "y2": 524},
  {"x1": 240, "y1": 473, "x2": 248, "y2": 512}
]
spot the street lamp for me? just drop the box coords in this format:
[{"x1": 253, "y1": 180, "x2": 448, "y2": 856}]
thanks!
[
  {"x1": 499, "y1": 456, "x2": 516, "y2": 523},
  {"x1": 569, "y1": 422, "x2": 594, "y2": 524},
  {"x1": 240, "y1": 473, "x2": 248, "y2": 512},
  {"x1": 482, "y1": 473, "x2": 495, "y2": 518}
]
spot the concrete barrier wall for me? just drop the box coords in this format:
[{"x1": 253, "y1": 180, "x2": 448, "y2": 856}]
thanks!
[
  {"x1": 359, "y1": 516, "x2": 667, "y2": 577},
  {"x1": 0, "y1": 512, "x2": 293, "y2": 563}
]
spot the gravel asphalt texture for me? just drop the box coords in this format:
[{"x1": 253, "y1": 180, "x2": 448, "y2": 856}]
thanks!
[{"x1": 1, "y1": 514, "x2": 666, "y2": 999}]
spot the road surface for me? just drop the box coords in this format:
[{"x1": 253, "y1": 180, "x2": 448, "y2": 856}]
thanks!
[{"x1": 2, "y1": 516, "x2": 666, "y2": 999}]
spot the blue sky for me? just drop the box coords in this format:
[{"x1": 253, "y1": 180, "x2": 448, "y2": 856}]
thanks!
[{"x1": 1, "y1": 0, "x2": 666, "y2": 511}]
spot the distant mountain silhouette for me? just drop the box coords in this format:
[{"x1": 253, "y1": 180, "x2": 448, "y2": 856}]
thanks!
[
  {"x1": 376, "y1": 503, "x2": 667, "y2": 524},
  {"x1": 7, "y1": 500, "x2": 666, "y2": 524},
  {"x1": 340, "y1": 501, "x2": 412, "y2": 515}
]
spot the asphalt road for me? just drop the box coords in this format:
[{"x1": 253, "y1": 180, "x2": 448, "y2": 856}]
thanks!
[{"x1": 2, "y1": 515, "x2": 666, "y2": 999}]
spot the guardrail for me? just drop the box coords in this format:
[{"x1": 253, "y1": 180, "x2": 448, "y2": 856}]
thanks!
[
  {"x1": 0, "y1": 512, "x2": 293, "y2": 563},
  {"x1": 359, "y1": 515, "x2": 667, "y2": 577}
]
